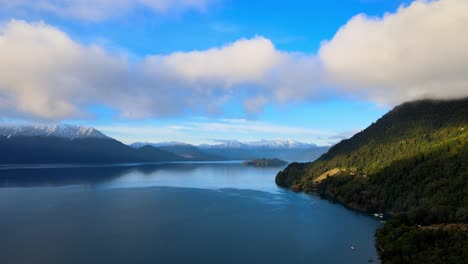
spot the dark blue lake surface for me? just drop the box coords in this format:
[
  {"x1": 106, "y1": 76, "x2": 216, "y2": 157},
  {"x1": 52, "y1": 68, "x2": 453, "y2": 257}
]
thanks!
[{"x1": 0, "y1": 162, "x2": 380, "y2": 263}]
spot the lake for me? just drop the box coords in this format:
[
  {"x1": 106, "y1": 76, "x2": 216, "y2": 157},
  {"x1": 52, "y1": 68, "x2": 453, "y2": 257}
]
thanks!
[{"x1": 0, "y1": 162, "x2": 380, "y2": 263}]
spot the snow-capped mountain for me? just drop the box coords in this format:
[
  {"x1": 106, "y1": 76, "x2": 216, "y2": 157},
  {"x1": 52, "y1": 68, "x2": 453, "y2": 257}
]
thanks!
[
  {"x1": 0, "y1": 123, "x2": 186, "y2": 164},
  {"x1": 243, "y1": 139, "x2": 317, "y2": 149},
  {"x1": 0, "y1": 123, "x2": 108, "y2": 139},
  {"x1": 196, "y1": 139, "x2": 325, "y2": 162},
  {"x1": 130, "y1": 139, "x2": 326, "y2": 162},
  {"x1": 198, "y1": 139, "x2": 317, "y2": 149},
  {"x1": 199, "y1": 140, "x2": 246, "y2": 149}
]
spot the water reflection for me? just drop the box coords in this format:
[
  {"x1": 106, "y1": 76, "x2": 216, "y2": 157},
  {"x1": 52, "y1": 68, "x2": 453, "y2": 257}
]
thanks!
[{"x1": 0, "y1": 162, "x2": 285, "y2": 192}]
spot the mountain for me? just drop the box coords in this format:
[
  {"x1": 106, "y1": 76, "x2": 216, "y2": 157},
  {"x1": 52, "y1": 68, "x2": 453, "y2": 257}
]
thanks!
[
  {"x1": 198, "y1": 140, "x2": 327, "y2": 162},
  {"x1": 131, "y1": 142, "x2": 222, "y2": 161},
  {"x1": 131, "y1": 141, "x2": 192, "y2": 148},
  {"x1": 0, "y1": 124, "x2": 327, "y2": 164},
  {"x1": 0, "y1": 123, "x2": 108, "y2": 139},
  {"x1": 276, "y1": 99, "x2": 468, "y2": 263},
  {"x1": 132, "y1": 140, "x2": 328, "y2": 162},
  {"x1": 0, "y1": 124, "x2": 183, "y2": 164},
  {"x1": 199, "y1": 139, "x2": 317, "y2": 150}
]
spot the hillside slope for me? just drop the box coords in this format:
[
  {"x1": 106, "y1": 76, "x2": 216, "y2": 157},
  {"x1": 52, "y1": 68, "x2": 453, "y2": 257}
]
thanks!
[
  {"x1": 276, "y1": 99, "x2": 468, "y2": 263},
  {"x1": 0, "y1": 136, "x2": 184, "y2": 164}
]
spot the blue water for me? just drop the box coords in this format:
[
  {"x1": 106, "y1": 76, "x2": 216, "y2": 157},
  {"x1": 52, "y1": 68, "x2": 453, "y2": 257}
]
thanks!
[{"x1": 0, "y1": 162, "x2": 380, "y2": 263}]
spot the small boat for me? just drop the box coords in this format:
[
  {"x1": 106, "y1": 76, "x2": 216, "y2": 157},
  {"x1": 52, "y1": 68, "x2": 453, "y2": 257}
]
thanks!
[{"x1": 350, "y1": 246, "x2": 356, "y2": 250}]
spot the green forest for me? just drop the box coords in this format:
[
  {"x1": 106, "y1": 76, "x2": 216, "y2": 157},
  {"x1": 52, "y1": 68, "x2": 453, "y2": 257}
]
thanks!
[{"x1": 276, "y1": 99, "x2": 468, "y2": 263}]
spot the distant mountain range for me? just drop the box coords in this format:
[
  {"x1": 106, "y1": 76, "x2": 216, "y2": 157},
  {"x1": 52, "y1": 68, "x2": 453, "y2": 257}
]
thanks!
[
  {"x1": 198, "y1": 139, "x2": 318, "y2": 149},
  {"x1": 132, "y1": 139, "x2": 317, "y2": 149},
  {"x1": 131, "y1": 140, "x2": 328, "y2": 162},
  {"x1": 0, "y1": 123, "x2": 182, "y2": 164},
  {"x1": 130, "y1": 142, "x2": 221, "y2": 161},
  {"x1": 0, "y1": 123, "x2": 328, "y2": 164}
]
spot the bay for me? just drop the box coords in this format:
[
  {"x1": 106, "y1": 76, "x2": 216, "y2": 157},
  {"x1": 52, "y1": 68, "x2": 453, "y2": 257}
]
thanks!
[{"x1": 0, "y1": 162, "x2": 380, "y2": 263}]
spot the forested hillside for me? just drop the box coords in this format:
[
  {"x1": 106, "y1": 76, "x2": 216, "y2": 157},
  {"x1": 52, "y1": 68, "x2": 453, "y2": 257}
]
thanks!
[{"x1": 276, "y1": 99, "x2": 468, "y2": 263}]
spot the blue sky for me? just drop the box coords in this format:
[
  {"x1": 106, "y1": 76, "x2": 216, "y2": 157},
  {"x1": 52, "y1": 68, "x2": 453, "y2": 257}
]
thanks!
[
  {"x1": 1, "y1": 1, "x2": 412, "y2": 54},
  {"x1": 0, "y1": 0, "x2": 466, "y2": 145}
]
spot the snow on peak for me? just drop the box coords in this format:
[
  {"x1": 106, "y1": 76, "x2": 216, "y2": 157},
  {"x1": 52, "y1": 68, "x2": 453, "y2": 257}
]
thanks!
[
  {"x1": 245, "y1": 139, "x2": 317, "y2": 149},
  {"x1": 0, "y1": 123, "x2": 108, "y2": 139},
  {"x1": 199, "y1": 139, "x2": 316, "y2": 149}
]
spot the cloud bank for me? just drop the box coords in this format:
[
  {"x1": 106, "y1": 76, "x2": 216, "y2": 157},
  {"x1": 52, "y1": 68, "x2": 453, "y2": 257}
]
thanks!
[
  {"x1": 0, "y1": 20, "x2": 321, "y2": 119},
  {"x1": 320, "y1": 0, "x2": 468, "y2": 105},
  {"x1": 0, "y1": 0, "x2": 467, "y2": 120},
  {"x1": 0, "y1": 0, "x2": 215, "y2": 21}
]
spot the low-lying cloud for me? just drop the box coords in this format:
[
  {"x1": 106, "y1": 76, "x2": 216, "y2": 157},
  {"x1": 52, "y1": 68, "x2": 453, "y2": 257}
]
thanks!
[{"x1": 0, "y1": 0, "x2": 467, "y2": 120}]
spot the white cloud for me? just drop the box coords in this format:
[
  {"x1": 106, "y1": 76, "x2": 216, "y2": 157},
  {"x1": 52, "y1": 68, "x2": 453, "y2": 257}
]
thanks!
[
  {"x1": 0, "y1": 20, "x2": 219, "y2": 119},
  {"x1": 0, "y1": 0, "x2": 215, "y2": 21},
  {"x1": 0, "y1": 20, "x2": 321, "y2": 119},
  {"x1": 244, "y1": 96, "x2": 268, "y2": 114},
  {"x1": 0, "y1": 20, "x2": 128, "y2": 118},
  {"x1": 145, "y1": 36, "x2": 323, "y2": 108},
  {"x1": 145, "y1": 37, "x2": 282, "y2": 87},
  {"x1": 319, "y1": 0, "x2": 468, "y2": 104},
  {"x1": 1, "y1": 0, "x2": 468, "y2": 120}
]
